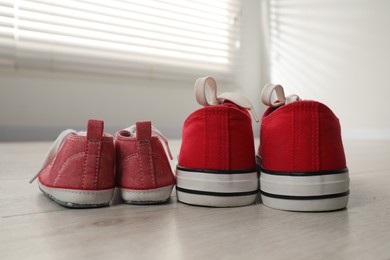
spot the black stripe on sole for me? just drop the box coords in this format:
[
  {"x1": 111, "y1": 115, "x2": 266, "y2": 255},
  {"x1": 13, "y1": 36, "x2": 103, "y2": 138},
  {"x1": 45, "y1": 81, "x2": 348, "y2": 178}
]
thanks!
[
  {"x1": 260, "y1": 190, "x2": 350, "y2": 200},
  {"x1": 176, "y1": 165, "x2": 258, "y2": 174},
  {"x1": 260, "y1": 168, "x2": 349, "y2": 176},
  {"x1": 122, "y1": 199, "x2": 170, "y2": 205},
  {"x1": 176, "y1": 187, "x2": 259, "y2": 197}
]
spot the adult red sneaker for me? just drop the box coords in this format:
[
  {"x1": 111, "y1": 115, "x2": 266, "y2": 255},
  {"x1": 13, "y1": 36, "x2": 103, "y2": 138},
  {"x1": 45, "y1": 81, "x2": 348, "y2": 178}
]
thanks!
[
  {"x1": 115, "y1": 121, "x2": 175, "y2": 204},
  {"x1": 257, "y1": 84, "x2": 350, "y2": 211},
  {"x1": 176, "y1": 76, "x2": 259, "y2": 207},
  {"x1": 30, "y1": 120, "x2": 115, "y2": 208}
]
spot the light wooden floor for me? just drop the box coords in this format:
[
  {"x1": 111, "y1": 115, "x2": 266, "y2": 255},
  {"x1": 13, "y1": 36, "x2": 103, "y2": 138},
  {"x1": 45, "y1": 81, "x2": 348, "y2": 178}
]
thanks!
[{"x1": 1, "y1": 140, "x2": 390, "y2": 260}]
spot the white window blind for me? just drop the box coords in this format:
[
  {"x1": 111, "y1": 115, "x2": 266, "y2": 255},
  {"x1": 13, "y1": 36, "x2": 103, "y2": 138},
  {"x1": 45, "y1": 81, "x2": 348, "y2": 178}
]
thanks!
[{"x1": 0, "y1": 0, "x2": 241, "y2": 83}]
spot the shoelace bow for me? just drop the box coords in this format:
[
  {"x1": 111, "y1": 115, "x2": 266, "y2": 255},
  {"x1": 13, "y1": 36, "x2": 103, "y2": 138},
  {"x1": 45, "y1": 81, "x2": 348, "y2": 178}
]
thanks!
[
  {"x1": 194, "y1": 76, "x2": 259, "y2": 122},
  {"x1": 124, "y1": 125, "x2": 173, "y2": 161}
]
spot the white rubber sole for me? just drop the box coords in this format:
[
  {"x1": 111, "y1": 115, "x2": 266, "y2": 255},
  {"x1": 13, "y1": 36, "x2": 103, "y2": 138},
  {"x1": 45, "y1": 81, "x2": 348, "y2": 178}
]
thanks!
[
  {"x1": 176, "y1": 167, "x2": 259, "y2": 207},
  {"x1": 260, "y1": 170, "x2": 350, "y2": 211},
  {"x1": 38, "y1": 180, "x2": 114, "y2": 208},
  {"x1": 120, "y1": 185, "x2": 174, "y2": 204}
]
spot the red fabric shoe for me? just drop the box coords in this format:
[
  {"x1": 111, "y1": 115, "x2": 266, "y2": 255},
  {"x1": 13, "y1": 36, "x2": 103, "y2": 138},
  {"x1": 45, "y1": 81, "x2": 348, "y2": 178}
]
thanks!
[
  {"x1": 30, "y1": 120, "x2": 115, "y2": 208},
  {"x1": 115, "y1": 121, "x2": 175, "y2": 204},
  {"x1": 257, "y1": 84, "x2": 350, "y2": 211},
  {"x1": 176, "y1": 76, "x2": 259, "y2": 207}
]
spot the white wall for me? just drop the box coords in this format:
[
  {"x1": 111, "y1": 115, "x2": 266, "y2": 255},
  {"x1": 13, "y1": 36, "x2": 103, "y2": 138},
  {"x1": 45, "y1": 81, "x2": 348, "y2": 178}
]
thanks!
[
  {"x1": 0, "y1": 0, "x2": 263, "y2": 141},
  {"x1": 268, "y1": 0, "x2": 390, "y2": 139},
  {"x1": 0, "y1": 72, "x2": 197, "y2": 140},
  {"x1": 3, "y1": 0, "x2": 388, "y2": 141}
]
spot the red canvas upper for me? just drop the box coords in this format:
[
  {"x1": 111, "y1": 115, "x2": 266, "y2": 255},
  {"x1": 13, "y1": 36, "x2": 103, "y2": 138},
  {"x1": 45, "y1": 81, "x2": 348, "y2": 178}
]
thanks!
[
  {"x1": 115, "y1": 121, "x2": 175, "y2": 190},
  {"x1": 179, "y1": 101, "x2": 256, "y2": 171},
  {"x1": 259, "y1": 100, "x2": 347, "y2": 172},
  {"x1": 38, "y1": 120, "x2": 115, "y2": 190}
]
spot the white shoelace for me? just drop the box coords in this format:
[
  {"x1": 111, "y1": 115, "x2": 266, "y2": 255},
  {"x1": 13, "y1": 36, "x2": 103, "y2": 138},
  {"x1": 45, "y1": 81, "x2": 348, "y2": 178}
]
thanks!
[
  {"x1": 261, "y1": 83, "x2": 300, "y2": 107},
  {"x1": 194, "y1": 76, "x2": 259, "y2": 122},
  {"x1": 29, "y1": 129, "x2": 81, "y2": 184},
  {"x1": 124, "y1": 125, "x2": 173, "y2": 160}
]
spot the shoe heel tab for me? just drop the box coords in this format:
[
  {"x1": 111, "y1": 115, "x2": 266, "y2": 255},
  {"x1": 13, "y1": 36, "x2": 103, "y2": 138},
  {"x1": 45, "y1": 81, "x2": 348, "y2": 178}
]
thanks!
[
  {"x1": 87, "y1": 119, "x2": 104, "y2": 141},
  {"x1": 136, "y1": 121, "x2": 152, "y2": 141}
]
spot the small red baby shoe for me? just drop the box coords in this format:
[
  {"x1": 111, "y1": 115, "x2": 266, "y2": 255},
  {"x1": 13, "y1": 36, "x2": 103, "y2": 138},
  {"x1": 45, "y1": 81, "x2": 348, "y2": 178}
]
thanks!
[
  {"x1": 115, "y1": 121, "x2": 175, "y2": 204},
  {"x1": 176, "y1": 76, "x2": 259, "y2": 207},
  {"x1": 257, "y1": 84, "x2": 350, "y2": 211},
  {"x1": 30, "y1": 120, "x2": 115, "y2": 208}
]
